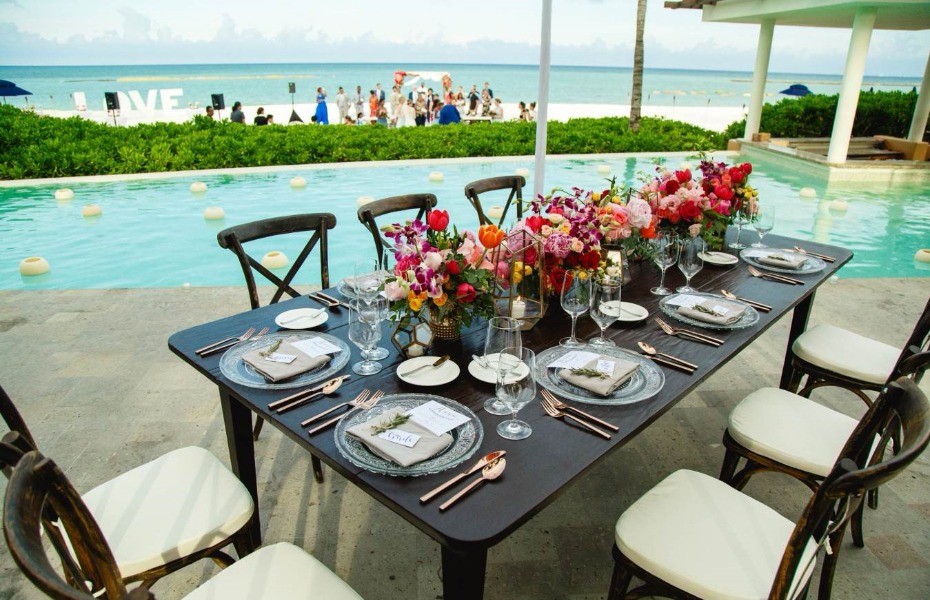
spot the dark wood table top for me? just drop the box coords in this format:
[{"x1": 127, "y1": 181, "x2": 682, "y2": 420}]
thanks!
[{"x1": 168, "y1": 234, "x2": 852, "y2": 552}]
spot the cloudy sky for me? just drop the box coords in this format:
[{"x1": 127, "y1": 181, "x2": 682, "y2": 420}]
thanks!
[{"x1": 1, "y1": 0, "x2": 927, "y2": 76}]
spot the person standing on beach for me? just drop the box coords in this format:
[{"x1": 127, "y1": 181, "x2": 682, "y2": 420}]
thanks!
[
  {"x1": 230, "y1": 101, "x2": 245, "y2": 124},
  {"x1": 335, "y1": 87, "x2": 349, "y2": 123},
  {"x1": 414, "y1": 93, "x2": 427, "y2": 126},
  {"x1": 368, "y1": 90, "x2": 379, "y2": 124},
  {"x1": 376, "y1": 83, "x2": 385, "y2": 103},
  {"x1": 353, "y1": 85, "x2": 365, "y2": 120},
  {"x1": 205, "y1": 106, "x2": 215, "y2": 119},
  {"x1": 314, "y1": 88, "x2": 329, "y2": 125},
  {"x1": 467, "y1": 85, "x2": 479, "y2": 116},
  {"x1": 389, "y1": 85, "x2": 403, "y2": 126},
  {"x1": 483, "y1": 82, "x2": 494, "y2": 99}
]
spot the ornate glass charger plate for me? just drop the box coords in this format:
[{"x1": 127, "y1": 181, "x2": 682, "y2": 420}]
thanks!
[
  {"x1": 659, "y1": 292, "x2": 760, "y2": 330},
  {"x1": 334, "y1": 393, "x2": 483, "y2": 477},
  {"x1": 533, "y1": 345, "x2": 665, "y2": 406},
  {"x1": 739, "y1": 248, "x2": 826, "y2": 275},
  {"x1": 219, "y1": 331, "x2": 350, "y2": 390}
]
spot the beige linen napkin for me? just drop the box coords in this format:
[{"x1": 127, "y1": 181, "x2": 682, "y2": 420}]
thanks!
[
  {"x1": 677, "y1": 299, "x2": 747, "y2": 325},
  {"x1": 347, "y1": 407, "x2": 453, "y2": 467},
  {"x1": 242, "y1": 338, "x2": 331, "y2": 382},
  {"x1": 559, "y1": 356, "x2": 639, "y2": 396},
  {"x1": 757, "y1": 251, "x2": 808, "y2": 270}
]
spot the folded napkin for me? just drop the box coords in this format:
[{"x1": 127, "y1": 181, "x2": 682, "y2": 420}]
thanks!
[
  {"x1": 242, "y1": 338, "x2": 331, "y2": 382},
  {"x1": 559, "y1": 356, "x2": 639, "y2": 397},
  {"x1": 677, "y1": 299, "x2": 747, "y2": 325},
  {"x1": 347, "y1": 407, "x2": 453, "y2": 467},
  {"x1": 757, "y1": 252, "x2": 808, "y2": 270}
]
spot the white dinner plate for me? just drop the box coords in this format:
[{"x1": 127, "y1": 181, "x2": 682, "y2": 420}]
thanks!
[
  {"x1": 275, "y1": 308, "x2": 328, "y2": 330},
  {"x1": 467, "y1": 354, "x2": 533, "y2": 384},
  {"x1": 615, "y1": 302, "x2": 649, "y2": 322},
  {"x1": 396, "y1": 357, "x2": 461, "y2": 386},
  {"x1": 699, "y1": 251, "x2": 739, "y2": 266}
]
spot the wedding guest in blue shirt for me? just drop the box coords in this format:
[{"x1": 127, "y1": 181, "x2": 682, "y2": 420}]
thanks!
[{"x1": 437, "y1": 101, "x2": 461, "y2": 125}]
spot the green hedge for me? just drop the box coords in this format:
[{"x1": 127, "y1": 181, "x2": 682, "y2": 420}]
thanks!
[
  {"x1": 722, "y1": 90, "x2": 924, "y2": 140},
  {"x1": 0, "y1": 106, "x2": 726, "y2": 180}
]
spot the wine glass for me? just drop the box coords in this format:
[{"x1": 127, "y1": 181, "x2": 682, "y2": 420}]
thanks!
[
  {"x1": 496, "y1": 347, "x2": 537, "y2": 441},
  {"x1": 357, "y1": 295, "x2": 390, "y2": 360},
  {"x1": 353, "y1": 257, "x2": 382, "y2": 303},
  {"x1": 650, "y1": 231, "x2": 679, "y2": 296},
  {"x1": 729, "y1": 203, "x2": 752, "y2": 250},
  {"x1": 751, "y1": 206, "x2": 776, "y2": 248},
  {"x1": 676, "y1": 236, "x2": 705, "y2": 293},
  {"x1": 482, "y1": 317, "x2": 522, "y2": 415},
  {"x1": 559, "y1": 270, "x2": 592, "y2": 347},
  {"x1": 589, "y1": 279, "x2": 621, "y2": 346},
  {"x1": 348, "y1": 309, "x2": 383, "y2": 375}
]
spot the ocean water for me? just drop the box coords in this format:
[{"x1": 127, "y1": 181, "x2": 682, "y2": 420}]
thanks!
[{"x1": 1, "y1": 62, "x2": 921, "y2": 113}]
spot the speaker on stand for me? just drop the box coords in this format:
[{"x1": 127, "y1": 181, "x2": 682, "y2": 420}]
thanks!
[
  {"x1": 104, "y1": 92, "x2": 120, "y2": 126},
  {"x1": 287, "y1": 82, "x2": 303, "y2": 123},
  {"x1": 211, "y1": 93, "x2": 225, "y2": 119}
]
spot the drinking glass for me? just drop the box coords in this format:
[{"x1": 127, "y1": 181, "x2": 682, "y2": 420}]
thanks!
[
  {"x1": 357, "y1": 295, "x2": 390, "y2": 360},
  {"x1": 353, "y1": 258, "x2": 382, "y2": 303},
  {"x1": 676, "y1": 236, "x2": 705, "y2": 293},
  {"x1": 482, "y1": 317, "x2": 523, "y2": 415},
  {"x1": 589, "y1": 279, "x2": 622, "y2": 346},
  {"x1": 751, "y1": 206, "x2": 776, "y2": 248},
  {"x1": 348, "y1": 309, "x2": 383, "y2": 375},
  {"x1": 496, "y1": 347, "x2": 537, "y2": 441},
  {"x1": 650, "y1": 231, "x2": 679, "y2": 296},
  {"x1": 559, "y1": 270, "x2": 592, "y2": 347},
  {"x1": 729, "y1": 204, "x2": 752, "y2": 250}
]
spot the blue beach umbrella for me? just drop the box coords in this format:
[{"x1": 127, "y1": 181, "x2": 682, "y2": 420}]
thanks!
[
  {"x1": 0, "y1": 79, "x2": 32, "y2": 104},
  {"x1": 780, "y1": 84, "x2": 812, "y2": 97}
]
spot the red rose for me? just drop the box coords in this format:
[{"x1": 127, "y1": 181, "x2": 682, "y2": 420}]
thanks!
[
  {"x1": 525, "y1": 215, "x2": 545, "y2": 233},
  {"x1": 714, "y1": 184, "x2": 734, "y2": 201},
  {"x1": 664, "y1": 179, "x2": 680, "y2": 195},
  {"x1": 728, "y1": 167, "x2": 745, "y2": 184},
  {"x1": 445, "y1": 259, "x2": 461, "y2": 275},
  {"x1": 740, "y1": 163, "x2": 752, "y2": 175},
  {"x1": 427, "y1": 209, "x2": 449, "y2": 231},
  {"x1": 566, "y1": 253, "x2": 580, "y2": 267},
  {"x1": 676, "y1": 169, "x2": 692, "y2": 183},
  {"x1": 580, "y1": 250, "x2": 600, "y2": 270},
  {"x1": 679, "y1": 200, "x2": 701, "y2": 221},
  {"x1": 455, "y1": 282, "x2": 476, "y2": 303},
  {"x1": 523, "y1": 246, "x2": 538, "y2": 265},
  {"x1": 549, "y1": 267, "x2": 571, "y2": 292}
]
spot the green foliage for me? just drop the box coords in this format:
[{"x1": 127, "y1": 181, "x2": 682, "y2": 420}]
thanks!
[
  {"x1": 721, "y1": 90, "x2": 924, "y2": 140},
  {"x1": 0, "y1": 105, "x2": 728, "y2": 180}
]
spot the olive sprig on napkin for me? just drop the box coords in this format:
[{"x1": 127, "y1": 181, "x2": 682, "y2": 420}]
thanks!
[
  {"x1": 370, "y1": 413, "x2": 411, "y2": 435},
  {"x1": 569, "y1": 367, "x2": 608, "y2": 379}
]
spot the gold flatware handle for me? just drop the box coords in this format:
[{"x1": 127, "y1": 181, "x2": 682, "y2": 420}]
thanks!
[
  {"x1": 762, "y1": 272, "x2": 803, "y2": 285},
  {"x1": 197, "y1": 339, "x2": 239, "y2": 356},
  {"x1": 439, "y1": 477, "x2": 487, "y2": 512},
  {"x1": 657, "y1": 352, "x2": 698, "y2": 370},
  {"x1": 420, "y1": 471, "x2": 469, "y2": 504},
  {"x1": 275, "y1": 390, "x2": 324, "y2": 414},
  {"x1": 562, "y1": 413, "x2": 612, "y2": 439},
  {"x1": 562, "y1": 405, "x2": 620, "y2": 432},
  {"x1": 795, "y1": 246, "x2": 835, "y2": 262},
  {"x1": 268, "y1": 376, "x2": 347, "y2": 409},
  {"x1": 646, "y1": 354, "x2": 696, "y2": 374},
  {"x1": 307, "y1": 413, "x2": 345, "y2": 435},
  {"x1": 678, "y1": 330, "x2": 723, "y2": 346},
  {"x1": 738, "y1": 297, "x2": 771, "y2": 312},
  {"x1": 195, "y1": 336, "x2": 237, "y2": 354},
  {"x1": 301, "y1": 402, "x2": 349, "y2": 426}
]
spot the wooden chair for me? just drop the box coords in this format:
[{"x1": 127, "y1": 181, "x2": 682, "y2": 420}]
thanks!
[
  {"x1": 357, "y1": 194, "x2": 436, "y2": 267},
  {"x1": 217, "y1": 213, "x2": 337, "y2": 448},
  {"x1": 3, "y1": 449, "x2": 363, "y2": 600},
  {"x1": 783, "y1": 297, "x2": 930, "y2": 405},
  {"x1": 464, "y1": 175, "x2": 526, "y2": 227},
  {"x1": 608, "y1": 377, "x2": 930, "y2": 600},
  {"x1": 1, "y1": 385, "x2": 255, "y2": 594}
]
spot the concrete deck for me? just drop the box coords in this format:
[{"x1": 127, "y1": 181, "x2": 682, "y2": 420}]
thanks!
[{"x1": 1, "y1": 279, "x2": 928, "y2": 599}]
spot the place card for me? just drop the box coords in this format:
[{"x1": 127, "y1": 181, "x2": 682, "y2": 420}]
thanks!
[
  {"x1": 596, "y1": 359, "x2": 615, "y2": 376},
  {"x1": 406, "y1": 400, "x2": 470, "y2": 436},
  {"x1": 741, "y1": 249, "x2": 770, "y2": 259},
  {"x1": 664, "y1": 294, "x2": 705, "y2": 309},
  {"x1": 291, "y1": 336, "x2": 344, "y2": 358},
  {"x1": 548, "y1": 350, "x2": 601, "y2": 370},
  {"x1": 264, "y1": 353, "x2": 297, "y2": 364},
  {"x1": 377, "y1": 429, "x2": 421, "y2": 448}
]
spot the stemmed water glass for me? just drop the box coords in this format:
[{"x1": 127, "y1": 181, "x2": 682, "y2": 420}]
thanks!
[
  {"x1": 650, "y1": 231, "x2": 679, "y2": 296},
  {"x1": 589, "y1": 279, "x2": 621, "y2": 346},
  {"x1": 729, "y1": 204, "x2": 752, "y2": 250},
  {"x1": 348, "y1": 306, "x2": 383, "y2": 376},
  {"x1": 751, "y1": 206, "x2": 776, "y2": 248},
  {"x1": 353, "y1": 258, "x2": 382, "y2": 303},
  {"x1": 495, "y1": 347, "x2": 537, "y2": 441},
  {"x1": 559, "y1": 270, "x2": 592, "y2": 347},
  {"x1": 482, "y1": 317, "x2": 523, "y2": 415},
  {"x1": 676, "y1": 236, "x2": 705, "y2": 293},
  {"x1": 357, "y1": 295, "x2": 389, "y2": 360}
]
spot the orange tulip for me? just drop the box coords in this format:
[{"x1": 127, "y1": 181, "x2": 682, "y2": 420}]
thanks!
[{"x1": 478, "y1": 224, "x2": 505, "y2": 249}]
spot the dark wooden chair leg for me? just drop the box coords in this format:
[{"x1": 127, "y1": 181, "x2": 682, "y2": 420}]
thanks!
[
  {"x1": 818, "y1": 528, "x2": 847, "y2": 600},
  {"x1": 607, "y1": 544, "x2": 634, "y2": 600},
  {"x1": 850, "y1": 502, "x2": 866, "y2": 548},
  {"x1": 719, "y1": 447, "x2": 741, "y2": 486},
  {"x1": 311, "y1": 455, "x2": 324, "y2": 483},
  {"x1": 252, "y1": 416, "x2": 265, "y2": 441}
]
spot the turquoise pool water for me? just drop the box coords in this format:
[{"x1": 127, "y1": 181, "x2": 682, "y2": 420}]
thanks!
[{"x1": 2, "y1": 154, "x2": 928, "y2": 290}]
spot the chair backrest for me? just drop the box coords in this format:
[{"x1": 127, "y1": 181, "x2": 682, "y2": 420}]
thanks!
[
  {"x1": 217, "y1": 213, "x2": 337, "y2": 310},
  {"x1": 890, "y1": 297, "x2": 930, "y2": 381},
  {"x1": 1, "y1": 384, "x2": 37, "y2": 453},
  {"x1": 464, "y1": 175, "x2": 526, "y2": 227},
  {"x1": 3, "y1": 450, "x2": 152, "y2": 600},
  {"x1": 357, "y1": 194, "x2": 437, "y2": 267},
  {"x1": 769, "y1": 377, "x2": 930, "y2": 599}
]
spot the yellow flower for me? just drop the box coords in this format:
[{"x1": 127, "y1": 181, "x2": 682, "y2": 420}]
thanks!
[
  {"x1": 577, "y1": 270, "x2": 589, "y2": 280},
  {"x1": 409, "y1": 296, "x2": 423, "y2": 311},
  {"x1": 512, "y1": 271, "x2": 523, "y2": 285},
  {"x1": 559, "y1": 223, "x2": 570, "y2": 234},
  {"x1": 592, "y1": 191, "x2": 601, "y2": 202},
  {"x1": 523, "y1": 265, "x2": 533, "y2": 275},
  {"x1": 434, "y1": 293, "x2": 448, "y2": 307},
  {"x1": 612, "y1": 195, "x2": 622, "y2": 204}
]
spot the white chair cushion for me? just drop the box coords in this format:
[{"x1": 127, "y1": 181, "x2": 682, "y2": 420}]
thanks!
[
  {"x1": 729, "y1": 387, "x2": 859, "y2": 477},
  {"x1": 81, "y1": 446, "x2": 254, "y2": 578},
  {"x1": 616, "y1": 470, "x2": 817, "y2": 600},
  {"x1": 792, "y1": 323, "x2": 900, "y2": 385},
  {"x1": 183, "y1": 542, "x2": 362, "y2": 600}
]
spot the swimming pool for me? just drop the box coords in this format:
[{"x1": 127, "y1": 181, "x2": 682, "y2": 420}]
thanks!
[{"x1": 2, "y1": 153, "x2": 928, "y2": 290}]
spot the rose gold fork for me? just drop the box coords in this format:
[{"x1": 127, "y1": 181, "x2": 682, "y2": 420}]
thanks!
[
  {"x1": 306, "y1": 391, "x2": 385, "y2": 435},
  {"x1": 654, "y1": 318, "x2": 723, "y2": 346},
  {"x1": 196, "y1": 326, "x2": 255, "y2": 355},
  {"x1": 540, "y1": 390, "x2": 620, "y2": 432},
  {"x1": 540, "y1": 396, "x2": 611, "y2": 439}
]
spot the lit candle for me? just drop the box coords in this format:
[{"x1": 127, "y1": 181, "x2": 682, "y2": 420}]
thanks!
[{"x1": 511, "y1": 297, "x2": 526, "y2": 319}]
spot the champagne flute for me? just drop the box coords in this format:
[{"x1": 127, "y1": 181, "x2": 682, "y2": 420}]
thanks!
[
  {"x1": 482, "y1": 317, "x2": 522, "y2": 415},
  {"x1": 589, "y1": 279, "x2": 621, "y2": 346},
  {"x1": 348, "y1": 309, "x2": 383, "y2": 375},
  {"x1": 559, "y1": 270, "x2": 592, "y2": 347},
  {"x1": 650, "y1": 231, "x2": 679, "y2": 296},
  {"x1": 728, "y1": 203, "x2": 752, "y2": 250},
  {"x1": 676, "y1": 236, "x2": 705, "y2": 293},
  {"x1": 751, "y1": 206, "x2": 776, "y2": 248},
  {"x1": 495, "y1": 347, "x2": 536, "y2": 441}
]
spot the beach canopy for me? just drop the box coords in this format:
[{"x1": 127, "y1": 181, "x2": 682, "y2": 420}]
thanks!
[
  {"x1": 780, "y1": 83, "x2": 812, "y2": 97},
  {"x1": 396, "y1": 71, "x2": 450, "y2": 88},
  {"x1": 0, "y1": 79, "x2": 31, "y2": 98}
]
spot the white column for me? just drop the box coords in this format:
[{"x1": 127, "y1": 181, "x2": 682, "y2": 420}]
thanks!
[
  {"x1": 744, "y1": 18, "x2": 775, "y2": 141},
  {"x1": 827, "y1": 8, "x2": 877, "y2": 164},
  {"x1": 533, "y1": 0, "x2": 553, "y2": 200},
  {"x1": 908, "y1": 51, "x2": 930, "y2": 142}
]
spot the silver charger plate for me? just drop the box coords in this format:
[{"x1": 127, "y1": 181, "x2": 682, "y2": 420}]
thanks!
[
  {"x1": 739, "y1": 248, "x2": 826, "y2": 275},
  {"x1": 335, "y1": 393, "x2": 483, "y2": 477},
  {"x1": 533, "y1": 345, "x2": 665, "y2": 406},
  {"x1": 219, "y1": 331, "x2": 350, "y2": 390},
  {"x1": 659, "y1": 292, "x2": 760, "y2": 330}
]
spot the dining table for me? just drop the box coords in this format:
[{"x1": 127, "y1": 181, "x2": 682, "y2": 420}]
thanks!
[{"x1": 167, "y1": 233, "x2": 851, "y2": 600}]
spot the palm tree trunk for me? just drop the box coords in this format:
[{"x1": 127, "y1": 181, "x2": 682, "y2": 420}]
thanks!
[{"x1": 630, "y1": 0, "x2": 648, "y2": 133}]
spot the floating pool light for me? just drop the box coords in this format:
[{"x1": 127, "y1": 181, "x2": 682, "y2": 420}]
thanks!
[
  {"x1": 596, "y1": 164, "x2": 612, "y2": 174},
  {"x1": 799, "y1": 187, "x2": 817, "y2": 198},
  {"x1": 81, "y1": 204, "x2": 102, "y2": 217},
  {"x1": 19, "y1": 256, "x2": 50, "y2": 276},
  {"x1": 261, "y1": 251, "x2": 288, "y2": 270},
  {"x1": 54, "y1": 188, "x2": 74, "y2": 201},
  {"x1": 829, "y1": 199, "x2": 849, "y2": 215},
  {"x1": 203, "y1": 206, "x2": 225, "y2": 220},
  {"x1": 428, "y1": 172, "x2": 444, "y2": 182},
  {"x1": 515, "y1": 168, "x2": 530, "y2": 177},
  {"x1": 486, "y1": 206, "x2": 505, "y2": 220},
  {"x1": 356, "y1": 196, "x2": 375, "y2": 207},
  {"x1": 915, "y1": 249, "x2": 930, "y2": 264},
  {"x1": 190, "y1": 181, "x2": 208, "y2": 194},
  {"x1": 290, "y1": 177, "x2": 307, "y2": 188}
]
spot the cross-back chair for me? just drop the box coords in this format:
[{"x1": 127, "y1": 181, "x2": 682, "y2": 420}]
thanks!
[
  {"x1": 357, "y1": 194, "x2": 436, "y2": 267},
  {"x1": 0, "y1": 384, "x2": 255, "y2": 594},
  {"x1": 3, "y1": 449, "x2": 363, "y2": 600},
  {"x1": 464, "y1": 175, "x2": 526, "y2": 227},
  {"x1": 608, "y1": 377, "x2": 930, "y2": 600}
]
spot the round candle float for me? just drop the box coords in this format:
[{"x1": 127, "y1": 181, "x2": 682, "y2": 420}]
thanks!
[
  {"x1": 203, "y1": 206, "x2": 225, "y2": 220},
  {"x1": 915, "y1": 249, "x2": 930, "y2": 264},
  {"x1": 190, "y1": 181, "x2": 208, "y2": 194},
  {"x1": 515, "y1": 168, "x2": 530, "y2": 177},
  {"x1": 19, "y1": 256, "x2": 50, "y2": 276},
  {"x1": 486, "y1": 206, "x2": 505, "y2": 220},
  {"x1": 356, "y1": 196, "x2": 375, "y2": 207},
  {"x1": 829, "y1": 199, "x2": 848, "y2": 215},
  {"x1": 290, "y1": 176, "x2": 307, "y2": 188},
  {"x1": 596, "y1": 164, "x2": 612, "y2": 174},
  {"x1": 81, "y1": 204, "x2": 102, "y2": 217},
  {"x1": 799, "y1": 187, "x2": 817, "y2": 198},
  {"x1": 428, "y1": 171, "x2": 444, "y2": 182},
  {"x1": 261, "y1": 251, "x2": 289, "y2": 270},
  {"x1": 54, "y1": 188, "x2": 74, "y2": 201}
]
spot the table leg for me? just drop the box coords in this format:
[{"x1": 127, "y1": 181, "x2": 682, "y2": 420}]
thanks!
[
  {"x1": 220, "y1": 388, "x2": 261, "y2": 556},
  {"x1": 441, "y1": 545, "x2": 487, "y2": 600},
  {"x1": 779, "y1": 292, "x2": 815, "y2": 390}
]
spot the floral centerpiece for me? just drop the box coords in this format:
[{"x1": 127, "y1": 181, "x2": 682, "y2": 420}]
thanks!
[{"x1": 383, "y1": 209, "x2": 501, "y2": 337}]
